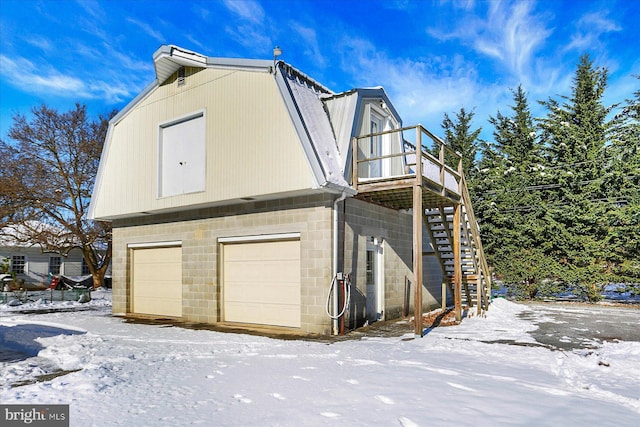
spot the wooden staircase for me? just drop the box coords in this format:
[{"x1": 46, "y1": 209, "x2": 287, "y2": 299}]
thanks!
[
  {"x1": 424, "y1": 175, "x2": 491, "y2": 315},
  {"x1": 351, "y1": 124, "x2": 492, "y2": 334}
]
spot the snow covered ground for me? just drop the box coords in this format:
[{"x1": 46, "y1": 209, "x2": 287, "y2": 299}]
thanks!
[{"x1": 1, "y1": 292, "x2": 639, "y2": 426}]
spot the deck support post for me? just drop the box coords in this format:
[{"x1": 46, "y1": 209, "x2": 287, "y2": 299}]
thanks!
[
  {"x1": 477, "y1": 275, "x2": 482, "y2": 316},
  {"x1": 453, "y1": 202, "x2": 462, "y2": 322},
  {"x1": 413, "y1": 127, "x2": 423, "y2": 337}
]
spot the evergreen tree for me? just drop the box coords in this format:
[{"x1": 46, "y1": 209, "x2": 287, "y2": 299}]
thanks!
[
  {"x1": 537, "y1": 54, "x2": 615, "y2": 300},
  {"x1": 431, "y1": 108, "x2": 481, "y2": 180},
  {"x1": 478, "y1": 86, "x2": 552, "y2": 297},
  {"x1": 490, "y1": 86, "x2": 542, "y2": 168},
  {"x1": 604, "y1": 76, "x2": 640, "y2": 287}
]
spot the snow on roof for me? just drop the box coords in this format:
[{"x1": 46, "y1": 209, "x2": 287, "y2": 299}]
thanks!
[
  {"x1": 0, "y1": 221, "x2": 79, "y2": 249},
  {"x1": 276, "y1": 63, "x2": 352, "y2": 192}
]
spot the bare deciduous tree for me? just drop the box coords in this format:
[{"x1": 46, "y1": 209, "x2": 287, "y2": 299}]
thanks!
[{"x1": 0, "y1": 103, "x2": 116, "y2": 289}]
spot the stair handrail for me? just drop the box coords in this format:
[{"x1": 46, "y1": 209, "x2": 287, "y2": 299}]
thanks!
[{"x1": 459, "y1": 173, "x2": 492, "y2": 292}]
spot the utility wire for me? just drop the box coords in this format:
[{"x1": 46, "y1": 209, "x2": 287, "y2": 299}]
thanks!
[
  {"x1": 498, "y1": 197, "x2": 631, "y2": 213},
  {"x1": 481, "y1": 174, "x2": 638, "y2": 195}
]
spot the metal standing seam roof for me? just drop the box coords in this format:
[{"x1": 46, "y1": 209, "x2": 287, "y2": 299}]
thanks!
[{"x1": 275, "y1": 62, "x2": 353, "y2": 193}]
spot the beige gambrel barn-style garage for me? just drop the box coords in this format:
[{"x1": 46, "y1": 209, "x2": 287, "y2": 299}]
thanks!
[{"x1": 89, "y1": 45, "x2": 491, "y2": 336}]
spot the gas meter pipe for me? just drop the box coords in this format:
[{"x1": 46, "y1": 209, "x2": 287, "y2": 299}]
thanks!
[{"x1": 331, "y1": 191, "x2": 348, "y2": 335}]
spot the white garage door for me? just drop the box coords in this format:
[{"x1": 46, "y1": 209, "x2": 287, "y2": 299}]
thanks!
[
  {"x1": 132, "y1": 246, "x2": 182, "y2": 317},
  {"x1": 223, "y1": 239, "x2": 300, "y2": 328}
]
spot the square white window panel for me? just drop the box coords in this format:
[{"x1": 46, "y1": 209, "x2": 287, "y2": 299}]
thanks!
[{"x1": 159, "y1": 113, "x2": 205, "y2": 197}]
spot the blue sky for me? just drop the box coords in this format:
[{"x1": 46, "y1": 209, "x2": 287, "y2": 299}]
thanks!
[{"x1": 1, "y1": 0, "x2": 638, "y2": 142}]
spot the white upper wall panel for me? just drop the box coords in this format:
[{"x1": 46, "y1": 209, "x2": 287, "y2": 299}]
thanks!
[{"x1": 91, "y1": 67, "x2": 315, "y2": 220}]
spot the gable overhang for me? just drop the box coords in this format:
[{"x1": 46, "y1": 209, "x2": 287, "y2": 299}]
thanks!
[{"x1": 153, "y1": 45, "x2": 273, "y2": 85}]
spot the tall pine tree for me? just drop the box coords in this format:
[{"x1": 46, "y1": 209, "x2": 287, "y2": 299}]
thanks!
[
  {"x1": 431, "y1": 107, "x2": 481, "y2": 180},
  {"x1": 478, "y1": 86, "x2": 551, "y2": 297},
  {"x1": 604, "y1": 76, "x2": 640, "y2": 286},
  {"x1": 537, "y1": 54, "x2": 615, "y2": 300}
]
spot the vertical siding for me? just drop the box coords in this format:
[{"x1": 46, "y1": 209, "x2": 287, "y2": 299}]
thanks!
[
  {"x1": 324, "y1": 93, "x2": 358, "y2": 158},
  {"x1": 92, "y1": 67, "x2": 315, "y2": 219}
]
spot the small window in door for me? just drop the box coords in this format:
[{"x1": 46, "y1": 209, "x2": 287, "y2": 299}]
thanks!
[{"x1": 366, "y1": 249, "x2": 375, "y2": 284}]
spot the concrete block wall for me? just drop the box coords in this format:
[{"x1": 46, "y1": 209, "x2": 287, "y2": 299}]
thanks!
[
  {"x1": 111, "y1": 193, "x2": 335, "y2": 334},
  {"x1": 341, "y1": 198, "x2": 443, "y2": 328}
]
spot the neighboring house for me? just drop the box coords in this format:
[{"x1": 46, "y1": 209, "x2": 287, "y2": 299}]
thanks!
[
  {"x1": 0, "y1": 225, "x2": 87, "y2": 287},
  {"x1": 89, "y1": 45, "x2": 490, "y2": 335}
]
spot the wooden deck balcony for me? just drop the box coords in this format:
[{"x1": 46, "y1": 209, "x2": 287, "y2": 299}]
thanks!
[
  {"x1": 351, "y1": 125, "x2": 463, "y2": 210},
  {"x1": 351, "y1": 125, "x2": 491, "y2": 337}
]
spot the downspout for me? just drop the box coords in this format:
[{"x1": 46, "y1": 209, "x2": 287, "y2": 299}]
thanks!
[{"x1": 332, "y1": 190, "x2": 349, "y2": 335}]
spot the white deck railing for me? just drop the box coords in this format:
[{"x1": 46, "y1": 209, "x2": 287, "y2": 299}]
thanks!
[{"x1": 352, "y1": 125, "x2": 462, "y2": 197}]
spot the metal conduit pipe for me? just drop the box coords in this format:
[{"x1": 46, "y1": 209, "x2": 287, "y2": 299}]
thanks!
[{"x1": 332, "y1": 191, "x2": 348, "y2": 335}]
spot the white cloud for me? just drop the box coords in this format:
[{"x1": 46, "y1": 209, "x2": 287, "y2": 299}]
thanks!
[
  {"x1": 336, "y1": 36, "x2": 498, "y2": 135},
  {"x1": 565, "y1": 10, "x2": 622, "y2": 52},
  {"x1": 0, "y1": 54, "x2": 139, "y2": 104},
  {"x1": 185, "y1": 34, "x2": 207, "y2": 51},
  {"x1": 290, "y1": 23, "x2": 326, "y2": 68},
  {"x1": 88, "y1": 80, "x2": 135, "y2": 104},
  {"x1": 0, "y1": 55, "x2": 85, "y2": 94},
  {"x1": 126, "y1": 17, "x2": 165, "y2": 43},
  {"x1": 427, "y1": 1, "x2": 551, "y2": 82},
  {"x1": 439, "y1": 0, "x2": 476, "y2": 11},
  {"x1": 222, "y1": 0, "x2": 265, "y2": 24},
  {"x1": 191, "y1": 5, "x2": 210, "y2": 21},
  {"x1": 109, "y1": 49, "x2": 153, "y2": 74},
  {"x1": 224, "y1": 24, "x2": 272, "y2": 52},
  {"x1": 579, "y1": 11, "x2": 622, "y2": 33},
  {"x1": 219, "y1": 0, "x2": 273, "y2": 53},
  {"x1": 24, "y1": 35, "x2": 53, "y2": 53},
  {"x1": 75, "y1": 0, "x2": 106, "y2": 21}
]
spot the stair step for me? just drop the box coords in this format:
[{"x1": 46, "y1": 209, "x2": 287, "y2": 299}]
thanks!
[{"x1": 440, "y1": 254, "x2": 475, "y2": 260}]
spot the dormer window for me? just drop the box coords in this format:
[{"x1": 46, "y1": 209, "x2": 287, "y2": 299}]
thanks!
[{"x1": 177, "y1": 67, "x2": 186, "y2": 86}]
